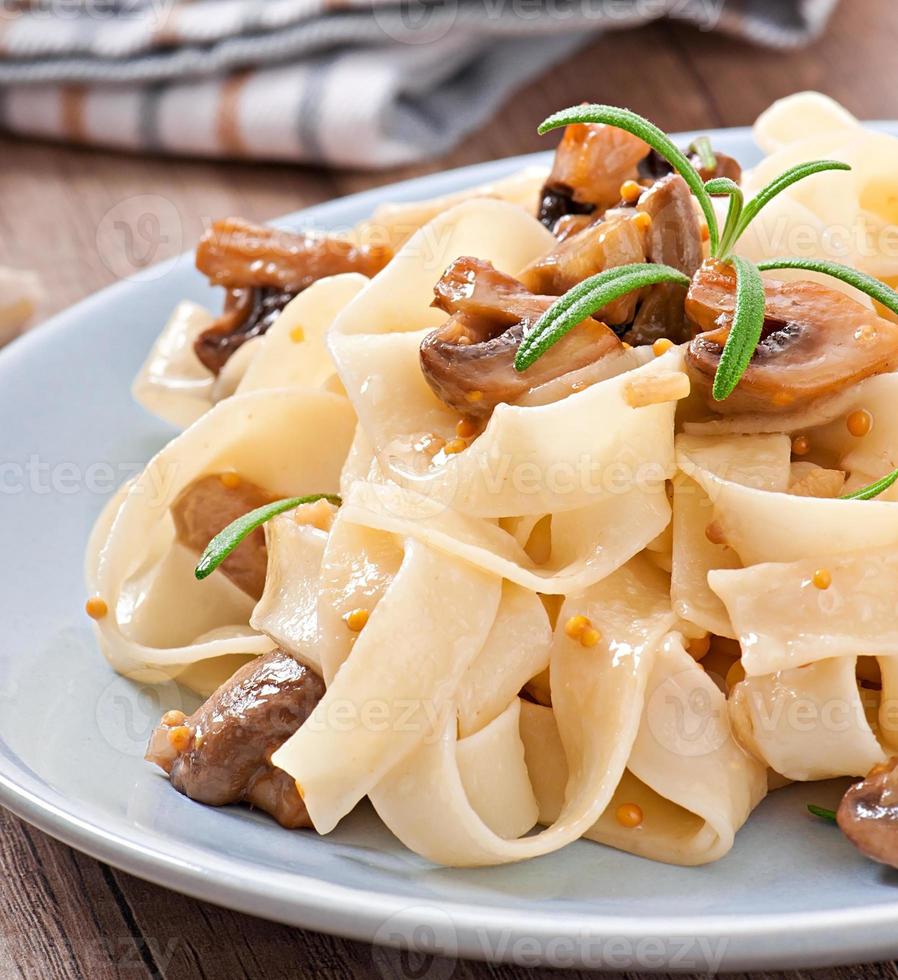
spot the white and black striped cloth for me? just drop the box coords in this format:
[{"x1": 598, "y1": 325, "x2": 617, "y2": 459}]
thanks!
[{"x1": 0, "y1": 0, "x2": 840, "y2": 168}]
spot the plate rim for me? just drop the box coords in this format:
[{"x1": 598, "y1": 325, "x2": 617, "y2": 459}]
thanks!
[{"x1": 5, "y1": 124, "x2": 898, "y2": 971}]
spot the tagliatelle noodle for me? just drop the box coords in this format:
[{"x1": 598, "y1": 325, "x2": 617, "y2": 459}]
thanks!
[
  {"x1": 753, "y1": 92, "x2": 860, "y2": 155},
  {"x1": 521, "y1": 634, "x2": 766, "y2": 865},
  {"x1": 86, "y1": 388, "x2": 355, "y2": 682},
  {"x1": 236, "y1": 274, "x2": 368, "y2": 395},
  {"x1": 272, "y1": 534, "x2": 503, "y2": 833},
  {"x1": 328, "y1": 198, "x2": 687, "y2": 519},
  {"x1": 677, "y1": 434, "x2": 898, "y2": 567},
  {"x1": 671, "y1": 433, "x2": 791, "y2": 637},
  {"x1": 249, "y1": 515, "x2": 330, "y2": 674},
  {"x1": 355, "y1": 557, "x2": 675, "y2": 865},
  {"x1": 729, "y1": 656, "x2": 887, "y2": 781},
  {"x1": 340, "y1": 479, "x2": 670, "y2": 595},
  {"x1": 455, "y1": 582, "x2": 552, "y2": 738},
  {"x1": 711, "y1": 547, "x2": 898, "y2": 676},
  {"x1": 132, "y1": 300, "x2": 216, "y2": 428},
  {"x1": 711, "y1": 548, "x2": 898, "y2": 765}
]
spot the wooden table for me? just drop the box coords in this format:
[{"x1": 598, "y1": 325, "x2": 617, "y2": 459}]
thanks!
[{"x1": 2, "y1": 1, "x2": 896, "y2": 975}]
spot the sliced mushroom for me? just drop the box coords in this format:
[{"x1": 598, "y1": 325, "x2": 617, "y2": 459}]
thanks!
[
  {"x1": 196, "y1": 218, "x2": 392, "y2": 292},
  {"x1": 432, "y1": 255, "x2": 550, "y2": 324},
  {"x1": 552, "y1": 213, "x2": 596, "y2": 242},
  {"x1": 421, "y1": 257, "x2": 622, "y2": 420},
  {"x1": 195, "y1": 287, "x2": 296, "y2": 375},
  {"x1": 685, "y1": 260, "x2": 898, "y2": 414},
  {"x1": 519, "y1": 210, "x2": 650, "y2": 325},
  {"x1": 837, "y1": 758, "x2": 898, "y2": 868},
  {"x1": 171, "y1": 473, "x2": 276, "y2": 599},
  {"x1": 193, "y1": 218, "x2": 392, "y2": 373},
  {"x1": 625, "y1": 174, "x2": 705, "y2": 346},
  {"x1": 537, "y1": 122, "x2": 650, "y2": 228}
]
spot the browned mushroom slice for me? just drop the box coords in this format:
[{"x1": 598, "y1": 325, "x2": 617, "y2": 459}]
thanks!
[
  {"x1": 196, "y1": 218, "x2": 392, "y2": 291},
  {"x1": 537, "y1": 122, "x2": 650, "y2": 228},
  {"x1": 625, "y1": 174, "x2": 704, "y2": 346},
  {"x1": 195, "y1": 287, "x2": 297, "y2": 375},
  {"x1": 193, "y1": 218, "x2": 393, "y2": 374},
  {"x1": 421, "y1": 257, "x2": 622, "y2": 420},
  {"x1": 837, "y1": 758, "x2": 898, "y2": 868},
  {"x1": 432, "y1": 255, "x2": 550, "y2": 324},
  {"x1": 552, "y1": 213, "x2": 595, "y2": 242},
  {"x1": 146, "y1": 649, "x2": 324, "y2": 829},
  {"x1": 171, "y1": 473, "x2": 276, "y2": 599},
  {"x1": 519, "y1": 211, "x2": 649, "y2": 325},
  {"x1": 685, "y1": 259, "x2": 898, "y2": 414}
]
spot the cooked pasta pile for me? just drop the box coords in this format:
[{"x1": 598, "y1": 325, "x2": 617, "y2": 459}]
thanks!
[{"x1": 86, "y1": 93, "x2": 898, "y2": 869}]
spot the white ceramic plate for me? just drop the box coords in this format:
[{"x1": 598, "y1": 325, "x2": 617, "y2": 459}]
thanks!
[{"x1": 4, "y1": 127, "x2": 898, "y2": 973}]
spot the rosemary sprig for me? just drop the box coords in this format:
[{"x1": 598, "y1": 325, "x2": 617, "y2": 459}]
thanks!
[
  {"x1": 757, "y1": 258, "x2": 898, "y2": 319},
  {"x1": 195, "y1": 493, "x2": 341, "y2": 581},
  {"x1": 689, "y1": 136, "x2": 717, "y2": 173},
  {"x1": 514, "y1": 264, "x2": 690, "y2": 373},
  {"x1": 712, "y1": 256, "x2": 766, "y2": 402},
  {"x1": 537, "y1": 104, "x2": 720, "y2": 255},
  {"x1": 730, "y1": 161, "x2": 850, "y2": 253},
  {"x1": 807, "y1": 804, "x2": 838, "y2": 823},
  {"x1": 841, "y1": 468, "x2": 898, "y2": 501},
  {"x1": 705, "y1": 177, "x2": 744, "y2": 260}
]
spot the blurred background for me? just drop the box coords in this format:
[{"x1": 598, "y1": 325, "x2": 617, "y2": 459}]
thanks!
[{"x1": 3, "y1": 0, "x2": 892, "y2": 328}]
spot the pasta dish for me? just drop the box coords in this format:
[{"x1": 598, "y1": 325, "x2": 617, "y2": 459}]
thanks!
[{"x1": 85, "y1": 92, "x2": 898, "y2": 870}]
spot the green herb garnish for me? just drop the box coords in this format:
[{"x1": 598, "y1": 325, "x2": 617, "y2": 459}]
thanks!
[
  {"x1": 194, "y1": 493, "x2": 341, "y2": 581},
  {"x1": 807, "y1": 804, "x2": 838, "y2": 823},
  {"x1": 516, "y1": 264, "x2": 690, "y2": 372},
  {"x1": 689, "y1": 136, "x2": 717, "y2": 173},
  {"x1": 517, "y1": 105, "x2": 898, "y2": 400},
  {"x1": 757, "y1": 258, "x2": 898, "y2": 319},
  {"x1": 841, "y1": 468, "x2": 898, "y2": 501},
  {"x1": 712, "y1": 256, "x2": 766, "y2": 401}
]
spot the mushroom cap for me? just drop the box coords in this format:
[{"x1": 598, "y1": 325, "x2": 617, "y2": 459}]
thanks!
[
  {"x1": 837, "y1": 758, "x2": 898, "y2": 868},
  {"x1": 420, "y1": 257, "x2": 621, "y2": 420},
  {"x1": 685, "y1": 259, "x2": 898, "y2": 414}
]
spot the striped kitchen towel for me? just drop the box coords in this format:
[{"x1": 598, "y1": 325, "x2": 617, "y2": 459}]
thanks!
[{"x1": 0, "y1": 0, "x2": 840, "y2": 169}]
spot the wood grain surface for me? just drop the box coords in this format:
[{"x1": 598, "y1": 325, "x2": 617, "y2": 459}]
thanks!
[{"x1": 2, "y1": 1, "x2": 897, "y2": 976}]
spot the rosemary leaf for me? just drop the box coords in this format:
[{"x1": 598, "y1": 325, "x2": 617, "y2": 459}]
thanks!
[
  {"x1": 514, "y1": 263, "x2": 691, "y2": 373},
  {"x1": 705, "y1": 177, "x2": 744, "y2": 258},
  {"x1": 757, "y1": 257, "x2": 898, "y2": 319},
  {"x1": 537, "y1": 105, "x2": 719, "y2": 255},
  {"x1": 841, "y1": 468, "x2": 898, "y2": 501},
  {"x1": 807, "y1": 804, "x2": 838, "y2": 824},
  {"x1": 195, "y1": 493, "x2": 341, "y2": 581},
  {"x1": 712, "y1": 256, "x2": 767, "y2": 402},
  {"x1": 689, "y1": 136, "x2": 717, "y2": 172},
  {"x1": 731, "y1": 160, "x2": 851, "y2": 250}
]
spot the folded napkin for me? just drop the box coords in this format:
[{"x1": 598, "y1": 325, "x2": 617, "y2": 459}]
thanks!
[{"x1": 0, "y1": 0, "x2": 839, "y2": 169}]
